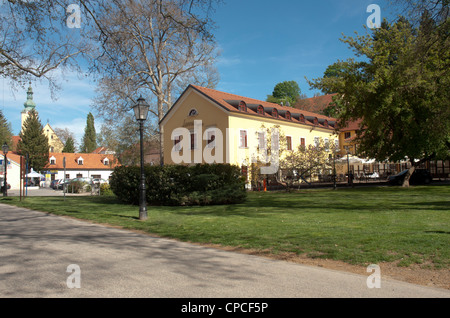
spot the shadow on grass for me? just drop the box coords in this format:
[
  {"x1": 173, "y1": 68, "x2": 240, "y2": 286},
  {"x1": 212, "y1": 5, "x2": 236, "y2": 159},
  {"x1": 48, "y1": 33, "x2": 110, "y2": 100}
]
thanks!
[
  {"x1": 7, "y1": 186, "x2": 449, "y2": 220},
  {"x1": 424, "y1": 230, "x2": 450, "y2": 235}
]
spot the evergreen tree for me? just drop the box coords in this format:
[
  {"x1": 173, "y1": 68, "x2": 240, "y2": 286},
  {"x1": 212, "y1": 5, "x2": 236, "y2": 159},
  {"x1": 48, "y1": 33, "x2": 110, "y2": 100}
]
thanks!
[
  {"x1": 62, "y1": 136, "x2": 76, "y2": 153},
  {"x1": 80, "y1": 112, "x2": 97, "y2": 153},
  {"x1": 17, "y1": 109, "x2": 49, "y2": 172},
  {"x1": 0, "y1": 110, "x2": 13, "y2": 148}
]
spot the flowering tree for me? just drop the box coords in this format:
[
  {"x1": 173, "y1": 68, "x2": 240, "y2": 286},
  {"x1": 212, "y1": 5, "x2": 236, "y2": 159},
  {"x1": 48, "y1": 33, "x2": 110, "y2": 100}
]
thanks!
[{"x1": 279, "y1": 138, "x2": 335, "y2": 190}]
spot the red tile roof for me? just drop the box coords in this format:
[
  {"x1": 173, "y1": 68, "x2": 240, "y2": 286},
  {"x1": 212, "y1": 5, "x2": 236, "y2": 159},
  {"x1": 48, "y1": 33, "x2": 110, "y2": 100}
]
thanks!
[
  {"x1": 45, "y1": 153, "x2": 120, "y2": 170},
  {"x1": 188, "y1": 85, "x2": 337, "y2": 130},
  {"x1": 294, "y1": 94, "x2": 337, "y2": 114},
  {"x1": 11, "y1": 136, "x2": 21, "y2": 152},
  {"x1": 339, "y1": 119, "x2": 363, "y2": 132},
  {"x1": 1, "y1": 152, "x2": 23, "y2": 165}
]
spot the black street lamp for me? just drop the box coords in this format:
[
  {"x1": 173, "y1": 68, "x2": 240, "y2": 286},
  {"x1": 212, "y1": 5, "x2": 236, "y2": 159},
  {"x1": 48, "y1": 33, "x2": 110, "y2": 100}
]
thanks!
[
  {"x1": 132, "y1": 96, "x2": 150, "y2": 221},
  {"x1": 2, "y1": 142, "x2": 9, "y2": 197},
  {"x1": 345, "y1": 146, "x2": 352, "y2": 187}
]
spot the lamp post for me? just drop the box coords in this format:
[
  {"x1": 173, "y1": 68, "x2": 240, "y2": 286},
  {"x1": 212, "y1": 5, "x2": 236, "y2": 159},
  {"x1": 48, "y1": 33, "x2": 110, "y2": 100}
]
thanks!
[
  {"x1": 2, "y1": 142, "x2": 9, "y2": 197},
  {"x1": 132, "y1": 96, "x2": 150, "y2": 221},
  {"x1": 345, "y1": 146, "x2": 351, "y2": 186},
  {"x1": 333, "y1": 146, "x2": 337, "y2": 190}
]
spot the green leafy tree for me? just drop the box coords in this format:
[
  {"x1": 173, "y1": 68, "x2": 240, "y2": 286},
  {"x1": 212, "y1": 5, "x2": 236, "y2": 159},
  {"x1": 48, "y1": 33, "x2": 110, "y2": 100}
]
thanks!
[
  {"x1": 17, "y1": 109, "x2": 49, "y2": 172},
  {"x1": 309, "y1": 15, "x2": 450, "y2": 187},
  {"x1": 266, "y1": 81, "x2": 301, "y2": 106},
  {"x1": 0, "y1": 111, "x2": 13, "y2": 148},
  {"x1": 62, "y1": 136, "x2": 76, "y2": 153},
  {"x1": 323, "y1": 61, "x2": 346, "y2": 80},
  {"x1": 80, "y1": 112, "x2": 97, "y2": 153}
]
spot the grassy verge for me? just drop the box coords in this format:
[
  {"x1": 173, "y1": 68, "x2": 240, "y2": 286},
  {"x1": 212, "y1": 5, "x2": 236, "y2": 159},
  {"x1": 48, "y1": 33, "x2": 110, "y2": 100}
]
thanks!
[{"x1": 2, "y1": 185, "x2": 449, "y2": 269}]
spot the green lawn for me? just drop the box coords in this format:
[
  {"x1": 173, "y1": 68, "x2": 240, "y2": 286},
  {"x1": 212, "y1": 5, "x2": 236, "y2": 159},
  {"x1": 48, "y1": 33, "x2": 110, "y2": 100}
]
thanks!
[{"x1": 2, "y1": 185, "x2": 449, "y2": 269}]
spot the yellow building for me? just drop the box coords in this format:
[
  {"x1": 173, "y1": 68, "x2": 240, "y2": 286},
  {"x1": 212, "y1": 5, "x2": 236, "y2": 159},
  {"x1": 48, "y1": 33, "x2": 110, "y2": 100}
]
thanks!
[
  {"x1": 160, "y1": 85, "x2": 338, "y2": 183},
  {"x1": 43, "y1": 123, "x2": 64, "y2": 153},
  {"x1": 337, "y1": 119, "x2": 362, "y2": 157}
]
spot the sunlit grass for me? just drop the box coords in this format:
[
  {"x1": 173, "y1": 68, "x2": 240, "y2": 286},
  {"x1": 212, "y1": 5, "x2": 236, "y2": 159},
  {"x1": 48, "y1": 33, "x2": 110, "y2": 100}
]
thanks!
[{"x1": 3, "y1": 185, "x2": 449, "y2": 268}]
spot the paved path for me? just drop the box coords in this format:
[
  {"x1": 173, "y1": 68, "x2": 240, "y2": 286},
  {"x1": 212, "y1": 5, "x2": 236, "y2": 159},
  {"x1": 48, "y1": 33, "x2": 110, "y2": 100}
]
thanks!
[{"x1": 0, "y1": 203, "x2": 449, "y2": 298}]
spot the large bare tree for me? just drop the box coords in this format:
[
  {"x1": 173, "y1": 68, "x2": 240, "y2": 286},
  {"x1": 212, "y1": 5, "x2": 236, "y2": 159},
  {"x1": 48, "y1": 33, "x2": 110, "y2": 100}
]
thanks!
[
  {"x1": 2, "y1": 0, "x2": 220, "y2": 163},
  {"x1": 90, "y1": 0, "x2": 220, "y2": 163},
  {"x1": 0, "y1": 0, "x2": 94, "y2": 92}
]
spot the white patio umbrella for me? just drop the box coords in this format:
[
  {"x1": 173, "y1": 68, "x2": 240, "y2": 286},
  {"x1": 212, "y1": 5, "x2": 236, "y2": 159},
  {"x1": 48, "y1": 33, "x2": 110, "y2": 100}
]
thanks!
[
  {"x1": 26, "y1": 169, "x2": 45, "y2": 178},
  {"x1": 336, "y1": 155, "x2": 363, "y2": 164}
]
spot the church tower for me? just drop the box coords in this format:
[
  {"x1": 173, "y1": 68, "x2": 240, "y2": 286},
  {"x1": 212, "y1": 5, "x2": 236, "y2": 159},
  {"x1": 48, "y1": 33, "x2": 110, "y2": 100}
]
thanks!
[
  {"x1": 21, "y1": 82, "x2": 36, "y2": 133},
  {"x1": 19, "y1": 83, "x2": 64, "y2": 153}
]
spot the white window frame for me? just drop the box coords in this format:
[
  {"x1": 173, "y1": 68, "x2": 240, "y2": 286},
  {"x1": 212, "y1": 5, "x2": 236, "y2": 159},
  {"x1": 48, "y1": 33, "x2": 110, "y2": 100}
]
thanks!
[
  {"x1": 334, "y1": 139, "x2": 340, "y2": 152},
  {"x1": 173, "y1": 135, "x2": 182, "y2": 152},
  {"x1": 314, "y1": 137, "x2": 320, "y2": 148},
  {"x1": 206, "y1": 129, "x2": 216, "y2": 149},
  {"x1": 258, "y1": 131, "x2": 266, "y2": 150},
  {"x1": 239, "y1": 130, "x2": 248, "y2": 149},
  {"x1": 190, "y1": 131, "x2": 198, "y2": 150}
]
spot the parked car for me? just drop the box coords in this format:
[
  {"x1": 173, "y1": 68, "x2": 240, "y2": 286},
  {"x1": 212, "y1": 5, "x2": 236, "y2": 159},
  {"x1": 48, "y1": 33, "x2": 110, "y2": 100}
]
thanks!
[
  {"x1": 57, "y1": 179, "x2": 71, "y2": 190},
  {"x1": 70, "y1": 177, "x2": 94, "y2": 185},
  {"x1": 388, "y1": 169, "x2": 432, "y2": 185},
  {"x1": 50, "y1": 179, "x2": 63, "y2": 189},
  {"x1": 93, "y1": 178, "x2": 108, "y2": 185}
]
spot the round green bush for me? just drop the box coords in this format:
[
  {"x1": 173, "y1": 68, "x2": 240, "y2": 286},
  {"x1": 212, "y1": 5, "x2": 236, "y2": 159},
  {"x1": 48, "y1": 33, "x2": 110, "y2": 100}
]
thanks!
[{"x1": 110, "y1": 164, "x2": 246, "y2": 206}]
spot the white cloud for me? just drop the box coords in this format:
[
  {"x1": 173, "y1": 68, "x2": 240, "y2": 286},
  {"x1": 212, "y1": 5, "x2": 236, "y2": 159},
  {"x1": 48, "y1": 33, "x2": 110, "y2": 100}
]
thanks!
[{"x1": 0, "y1": 70, "x2": 96, "y2": 136}]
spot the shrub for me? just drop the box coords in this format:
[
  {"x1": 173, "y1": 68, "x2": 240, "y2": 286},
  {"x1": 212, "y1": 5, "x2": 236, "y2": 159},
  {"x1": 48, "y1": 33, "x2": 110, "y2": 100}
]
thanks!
[
  {"x1": 100, "y1": 183, "x2": 114, "y2": 196},
  {"x1": 110, "y1": 164, "x2": 246, "y2": 206},
  {"x1": 67, "y1": 181, "x2": 86, "y2": 193}
]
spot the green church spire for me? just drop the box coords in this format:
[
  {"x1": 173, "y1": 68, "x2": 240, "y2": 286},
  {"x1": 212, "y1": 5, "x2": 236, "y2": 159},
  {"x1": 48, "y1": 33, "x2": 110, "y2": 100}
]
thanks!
[{"x1": 23, "y1": 82, "x2": 36, "y2": 110}]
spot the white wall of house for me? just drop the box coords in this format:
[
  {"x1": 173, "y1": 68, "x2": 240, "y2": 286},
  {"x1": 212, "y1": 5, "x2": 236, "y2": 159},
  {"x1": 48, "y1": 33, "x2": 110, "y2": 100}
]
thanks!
[
  {"x1": 0, "y1": 155, "x2": 22, "y2": 190},
  {"x1": 53, "y1": 170, "x2": 114, "y2": 181}
]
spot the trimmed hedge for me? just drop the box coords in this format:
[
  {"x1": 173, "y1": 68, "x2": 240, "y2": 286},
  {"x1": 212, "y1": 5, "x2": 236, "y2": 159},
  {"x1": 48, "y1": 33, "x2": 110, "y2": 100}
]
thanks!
[{"x1": 109, "y1": 164, "x2": 247, "y2": 206}]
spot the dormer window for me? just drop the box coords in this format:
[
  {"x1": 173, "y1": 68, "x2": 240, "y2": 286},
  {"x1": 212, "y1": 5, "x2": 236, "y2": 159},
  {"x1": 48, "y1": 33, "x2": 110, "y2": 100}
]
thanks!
[
  {"x1": 50, "y1": 156, "x2": 56, "y2": 165},
  {"x1": 299, "y1": 114, "x2": 305, "y2": 123},
  {"x1": 77, "y1": 157, "x2": 84, "y2": 165},
  {"x1": 103, "y1": 158, "x2": 109, "y2": 166},
  {"x1": 257, "y1": 105, "x2": 264, "y2": 115},
  {"x1": 324, "y1": 120, "x2": 329, "y2": 128},
  {"x1": 238, "y1": 101, "x2": 247, "y2": 112},
  {"x1": 313, "y1": 117, "x2": 318, "y2": 125},
  {"x1": 272, "y1": 109, "x2": 278, "y2": 118},
  {"x1": 286, "y1": 111, "x2": 291, "y2": 120}
]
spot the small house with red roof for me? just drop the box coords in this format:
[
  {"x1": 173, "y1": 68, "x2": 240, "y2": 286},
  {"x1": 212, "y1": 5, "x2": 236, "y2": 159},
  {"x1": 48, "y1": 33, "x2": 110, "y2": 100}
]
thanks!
[{"x1": 44, "y1": 152, "x2": 120, "y2": 183}]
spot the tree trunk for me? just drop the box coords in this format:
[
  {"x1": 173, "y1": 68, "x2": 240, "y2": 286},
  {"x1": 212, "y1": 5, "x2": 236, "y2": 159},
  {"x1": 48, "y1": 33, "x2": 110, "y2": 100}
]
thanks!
[{"x1": 402, "y1": 162, "x2": 416, "y2": 187}]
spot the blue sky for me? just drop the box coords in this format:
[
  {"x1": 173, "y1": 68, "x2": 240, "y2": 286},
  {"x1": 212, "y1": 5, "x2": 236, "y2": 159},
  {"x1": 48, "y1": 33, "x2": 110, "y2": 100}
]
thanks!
[{"x1": 1, "y1": 0, "x2": 392, "y2": 143}]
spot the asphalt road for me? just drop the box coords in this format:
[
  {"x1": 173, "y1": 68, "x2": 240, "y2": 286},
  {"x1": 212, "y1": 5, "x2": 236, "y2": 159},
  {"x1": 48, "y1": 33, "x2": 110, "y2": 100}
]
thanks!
[{"x1": 0, "y1": 203, "x2": 449, "y2": 299}]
